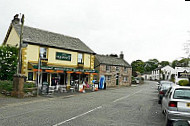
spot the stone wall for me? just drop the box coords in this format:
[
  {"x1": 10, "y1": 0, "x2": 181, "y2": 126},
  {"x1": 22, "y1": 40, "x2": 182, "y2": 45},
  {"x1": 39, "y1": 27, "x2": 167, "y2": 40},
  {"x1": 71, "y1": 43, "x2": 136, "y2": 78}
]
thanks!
[{"x1": 97, "y1": 65, "x2": 132, "y2": 87}]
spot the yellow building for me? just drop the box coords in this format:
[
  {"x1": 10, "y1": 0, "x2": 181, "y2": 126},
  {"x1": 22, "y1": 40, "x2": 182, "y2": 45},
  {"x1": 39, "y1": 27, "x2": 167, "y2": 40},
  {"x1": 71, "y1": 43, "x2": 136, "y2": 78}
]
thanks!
[{"x1": 3, "y1": 17, "x2": 97, "y2": 88}]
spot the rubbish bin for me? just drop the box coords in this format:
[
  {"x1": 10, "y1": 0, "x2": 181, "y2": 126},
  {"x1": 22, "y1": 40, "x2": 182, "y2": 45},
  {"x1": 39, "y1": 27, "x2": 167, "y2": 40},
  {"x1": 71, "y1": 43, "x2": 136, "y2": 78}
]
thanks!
[
  {"x1": 94, "y1": 81, "x2": 99, "y2": 91},
  {"x1": 41, "y1": 82, "x2": 49, "y2": 94}
]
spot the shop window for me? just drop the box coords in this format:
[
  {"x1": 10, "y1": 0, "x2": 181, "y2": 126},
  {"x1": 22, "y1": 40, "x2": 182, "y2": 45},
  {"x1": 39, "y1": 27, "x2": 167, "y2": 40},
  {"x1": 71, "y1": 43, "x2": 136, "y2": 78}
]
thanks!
[
  {"x1": 106, "y1": 65, "x2": 111, "y2": 72},
  {"x1": 28, "y1": 72, "x2": 33, "y2": 81},
  {"x1": 78, "y1": 53, "x2": 83, "y2": 64},
  {"x1": 40, "y1": 47, "x2": 47, "y2": 59},
  {"x1": 51, "y1": 74, "x2": 59, "y2": 86}
]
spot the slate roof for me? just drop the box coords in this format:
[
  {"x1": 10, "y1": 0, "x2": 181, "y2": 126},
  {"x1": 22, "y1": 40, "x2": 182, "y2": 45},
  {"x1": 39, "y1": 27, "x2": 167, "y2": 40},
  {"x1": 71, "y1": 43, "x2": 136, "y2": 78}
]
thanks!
[
  {"x1": 95, "y1": 54, "x2": 131, "y2": 67},
  {"x1": 13, "y1": 24, "x2": 95, "y2": 54}
]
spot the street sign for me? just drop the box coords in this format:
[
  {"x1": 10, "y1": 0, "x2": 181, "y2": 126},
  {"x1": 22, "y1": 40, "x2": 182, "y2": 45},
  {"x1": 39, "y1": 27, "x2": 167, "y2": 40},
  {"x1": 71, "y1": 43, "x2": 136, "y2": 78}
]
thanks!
[{"x1": 178, "y1": 70, "x2": 190, "y2": 78}]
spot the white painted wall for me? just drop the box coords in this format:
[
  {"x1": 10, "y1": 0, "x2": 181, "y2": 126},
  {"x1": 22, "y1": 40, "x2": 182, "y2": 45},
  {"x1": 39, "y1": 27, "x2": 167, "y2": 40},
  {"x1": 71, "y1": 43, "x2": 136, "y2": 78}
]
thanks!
[{"x1": 161, "y1": 65, "x2": 175, "y2": 80}]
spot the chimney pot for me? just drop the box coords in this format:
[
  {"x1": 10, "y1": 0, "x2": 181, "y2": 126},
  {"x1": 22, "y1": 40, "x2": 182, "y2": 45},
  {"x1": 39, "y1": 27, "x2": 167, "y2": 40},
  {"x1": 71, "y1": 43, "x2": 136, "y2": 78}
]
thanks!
[{"x1": 12, "y1": 14, "x2": 20, "y2": 25}]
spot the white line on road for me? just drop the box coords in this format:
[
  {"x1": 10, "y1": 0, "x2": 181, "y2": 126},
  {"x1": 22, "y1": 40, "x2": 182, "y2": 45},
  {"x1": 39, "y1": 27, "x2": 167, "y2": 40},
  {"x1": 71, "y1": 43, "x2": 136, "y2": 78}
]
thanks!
[
  {"x1": 52, "y1": 106, "x2": 102, "y2": 126},
  {"x1": 53, "y1": 89, "x2": 143, "y2": 126},
  {"x1": 113, "y1": 89, "x2": 143, "y2": 103}
]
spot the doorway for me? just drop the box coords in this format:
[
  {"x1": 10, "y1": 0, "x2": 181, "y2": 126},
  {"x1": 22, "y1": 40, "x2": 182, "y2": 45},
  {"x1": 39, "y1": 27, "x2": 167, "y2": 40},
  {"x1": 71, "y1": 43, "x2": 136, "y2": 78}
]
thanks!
[
  {"x1": 116, "y1": 73, "x2": 119, "y2": 85},
  {"x1": 42, "y1": 73, "x2": 48, "y2": 83}
]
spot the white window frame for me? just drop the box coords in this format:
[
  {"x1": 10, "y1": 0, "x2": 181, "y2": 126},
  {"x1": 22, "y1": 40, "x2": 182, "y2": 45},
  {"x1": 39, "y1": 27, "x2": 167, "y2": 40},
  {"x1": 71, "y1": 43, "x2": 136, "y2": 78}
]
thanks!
[
  {"x1": 106, "y1": 65, "x2": 111, "y2": 72},
  {"x1": 124, "y1": 67, "x2": 128, "y2": 73},
  {"x1": 123, "y1": 76, "x2": 127, "y2": 82},
  {"x1": 116, "y1": 66, "x2": 119, "y2": 72},
  {"x1": 40, "y1": 47, "x2": 47, "y2": 59},
  {"x1": 105, "y1": 75, "x2": 111, "y2": 81},
  {"x1": 78, "y1": 53, "x2": 83, "y2": 64}
]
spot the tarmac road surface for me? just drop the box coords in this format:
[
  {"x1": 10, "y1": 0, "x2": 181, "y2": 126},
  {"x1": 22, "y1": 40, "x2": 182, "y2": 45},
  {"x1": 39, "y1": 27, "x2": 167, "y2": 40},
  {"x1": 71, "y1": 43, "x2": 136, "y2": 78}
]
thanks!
[{"x1": 0, "y1": 81, "x2": 165, "y2": 126}]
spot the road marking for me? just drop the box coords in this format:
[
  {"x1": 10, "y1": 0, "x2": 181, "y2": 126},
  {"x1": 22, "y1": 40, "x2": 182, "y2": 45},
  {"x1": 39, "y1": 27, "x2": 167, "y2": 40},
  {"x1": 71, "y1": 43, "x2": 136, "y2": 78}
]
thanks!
[
  {"x1": 53, "y1": 106, "x2": 102, "y2": 126},
  {"x1": 113, "y1": 89, "x2": 143, "y2": 103}
]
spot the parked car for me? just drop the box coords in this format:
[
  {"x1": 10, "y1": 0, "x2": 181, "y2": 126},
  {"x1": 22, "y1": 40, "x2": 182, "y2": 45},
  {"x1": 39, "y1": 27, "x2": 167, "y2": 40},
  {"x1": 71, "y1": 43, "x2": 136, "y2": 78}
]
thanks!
[
  {"x1": 132, "y1": 77, "x2": 140, "y2": 84},
  {"x1": 161, "y1": 85, "x2": 190, "y2": 125},
  {"x1": 172, "y1": 120, "x2": 190, "y2": 126},
  {"x1": 158, "y1": 81, "x2": 175, "y2": 104},
  {"x1": 158, "y1": 81, "x2": 173, "y2": 91}
]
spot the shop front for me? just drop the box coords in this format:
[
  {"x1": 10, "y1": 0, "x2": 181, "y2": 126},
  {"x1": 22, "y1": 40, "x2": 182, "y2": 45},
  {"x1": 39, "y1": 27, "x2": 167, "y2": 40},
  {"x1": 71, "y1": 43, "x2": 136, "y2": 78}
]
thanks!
[{"x1": 31, "y1": 65, "x2": 98, "y2": 91}]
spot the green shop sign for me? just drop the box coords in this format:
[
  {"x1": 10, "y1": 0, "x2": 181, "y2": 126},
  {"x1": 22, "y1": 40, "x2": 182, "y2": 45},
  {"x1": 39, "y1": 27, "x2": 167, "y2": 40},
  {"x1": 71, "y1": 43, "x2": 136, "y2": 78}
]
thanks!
[{"x1": 56, "y1": 52, "x2": 71, "y2": 61}]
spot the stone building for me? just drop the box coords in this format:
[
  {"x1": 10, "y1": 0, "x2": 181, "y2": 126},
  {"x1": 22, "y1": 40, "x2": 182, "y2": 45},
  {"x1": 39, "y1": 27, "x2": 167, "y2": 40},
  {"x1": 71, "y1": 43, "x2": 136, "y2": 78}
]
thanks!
[{"x1": 94, "y1": 53, "x2": 132, "y2": 87}]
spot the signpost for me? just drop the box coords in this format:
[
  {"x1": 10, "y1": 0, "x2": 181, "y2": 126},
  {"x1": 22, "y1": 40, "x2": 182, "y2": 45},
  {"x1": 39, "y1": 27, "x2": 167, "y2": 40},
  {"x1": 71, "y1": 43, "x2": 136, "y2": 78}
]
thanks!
[{"x1": 178, "y1": 70, "x2": 190, "y2": 78}]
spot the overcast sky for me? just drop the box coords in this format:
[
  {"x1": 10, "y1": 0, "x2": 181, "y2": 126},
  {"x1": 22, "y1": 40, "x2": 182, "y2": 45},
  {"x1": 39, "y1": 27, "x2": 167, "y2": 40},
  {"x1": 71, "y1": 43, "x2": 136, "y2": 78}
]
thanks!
[{"x1": 0, "y1": 0, "x2": 190, "y2": 63}]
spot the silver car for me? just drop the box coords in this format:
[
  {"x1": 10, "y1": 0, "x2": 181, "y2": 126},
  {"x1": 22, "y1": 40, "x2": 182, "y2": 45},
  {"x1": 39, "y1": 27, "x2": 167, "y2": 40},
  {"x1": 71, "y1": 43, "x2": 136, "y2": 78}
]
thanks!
[
  {"x1": 158, "y1": 82, "x2": 174, "y2": 104},
  {"x1": 162, "y1": 85, "x2": 190, "y2": 125}
]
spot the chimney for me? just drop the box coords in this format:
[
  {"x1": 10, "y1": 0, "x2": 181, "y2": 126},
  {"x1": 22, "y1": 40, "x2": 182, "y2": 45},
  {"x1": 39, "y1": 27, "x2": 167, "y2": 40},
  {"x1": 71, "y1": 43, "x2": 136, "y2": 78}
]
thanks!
[
  {"x1": 12, "y1": 14, "x2": 20, "y2": 25},
  {"x1": 120, "y1": 51, "x2": 124, "y2": 59}
]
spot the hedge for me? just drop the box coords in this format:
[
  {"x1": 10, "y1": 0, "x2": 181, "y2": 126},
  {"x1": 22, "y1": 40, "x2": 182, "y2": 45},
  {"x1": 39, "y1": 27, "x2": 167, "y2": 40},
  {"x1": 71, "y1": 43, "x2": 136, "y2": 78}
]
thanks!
[
  {"x1": 0, "y1": 80, "x2": 36, "y2": 92},
  {"x1": 178, "y1": 80, "x2": 189, "y2": 86}
]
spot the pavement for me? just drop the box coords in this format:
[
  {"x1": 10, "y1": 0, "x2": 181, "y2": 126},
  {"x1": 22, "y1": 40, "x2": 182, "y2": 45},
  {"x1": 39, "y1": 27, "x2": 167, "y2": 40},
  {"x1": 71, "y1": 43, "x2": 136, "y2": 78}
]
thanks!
[
  {"x1": 0, "y1": 87, "x2": 110, "y2": 108},
  {"x1": 0, "y1": 84, "x2": 139, "y2": 108}
]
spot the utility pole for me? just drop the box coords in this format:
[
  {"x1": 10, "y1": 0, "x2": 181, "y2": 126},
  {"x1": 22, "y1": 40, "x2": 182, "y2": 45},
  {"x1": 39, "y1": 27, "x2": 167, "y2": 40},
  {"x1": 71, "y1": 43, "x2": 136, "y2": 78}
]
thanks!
[
  {"x1": 37, "y1": 57, "x2": 41, "y2": 96},
  {"x1": 18, "y1": 14, "x2": 24, "y2": 74},
  {"x1": 12, "y1": 14, "x2": 25, "y2": 98}
]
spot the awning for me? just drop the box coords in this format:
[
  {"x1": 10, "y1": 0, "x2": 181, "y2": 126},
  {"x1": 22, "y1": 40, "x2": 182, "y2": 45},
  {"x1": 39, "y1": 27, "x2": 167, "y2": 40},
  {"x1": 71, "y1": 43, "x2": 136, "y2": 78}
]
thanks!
[{"x1": 31, "y1": 64, "x2": 98, "y2": 73}]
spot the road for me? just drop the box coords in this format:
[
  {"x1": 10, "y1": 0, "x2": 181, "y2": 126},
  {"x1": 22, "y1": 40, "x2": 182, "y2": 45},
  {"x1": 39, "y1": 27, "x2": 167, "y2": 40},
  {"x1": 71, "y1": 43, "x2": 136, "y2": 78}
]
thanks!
[{"x1": 0, "y1": 81, "x2": 165, "y2": 126}]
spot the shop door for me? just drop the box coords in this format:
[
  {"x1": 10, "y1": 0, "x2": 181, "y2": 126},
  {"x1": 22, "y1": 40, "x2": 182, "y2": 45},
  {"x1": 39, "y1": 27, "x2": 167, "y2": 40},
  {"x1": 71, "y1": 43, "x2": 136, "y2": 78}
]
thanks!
[
  {"x1": 42, "y1": 73, "x2": 48, "y2": 83},
  {"x1": 60, "y1": 73, "x2": 66, "y2": 85}
]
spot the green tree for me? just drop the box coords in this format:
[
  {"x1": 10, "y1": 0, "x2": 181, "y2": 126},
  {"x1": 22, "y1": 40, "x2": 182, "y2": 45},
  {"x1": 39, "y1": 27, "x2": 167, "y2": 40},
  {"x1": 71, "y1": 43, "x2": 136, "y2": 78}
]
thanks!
[
  {"x1": 172, "y1": 60, "x2": 179, "y2": 68},
  {"x1": 179, "y1": 58, "x2": 190, "y2": 67},
  {"x1": 0, "y1": 46, "x2": 18, "y2": 80},
  {"x1": 160, "y1": 61, "x2": 170, "y2": 67},
  {"x1": 172, "y1": 58, "x2": 190, "y2": 68},
  {"x1": 131, "y1": 60, "x2": 145, "y2": 73},
  {"x1": 144, "y1": 59, "x2": 159, "y2": 72}
]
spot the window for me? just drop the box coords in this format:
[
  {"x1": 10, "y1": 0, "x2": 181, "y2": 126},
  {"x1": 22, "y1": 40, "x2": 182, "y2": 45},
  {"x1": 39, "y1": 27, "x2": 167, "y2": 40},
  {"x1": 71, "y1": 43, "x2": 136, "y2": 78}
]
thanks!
[
  {"x1": 124, "y1": 67, "x2": 128, "y2": 73},
  {"x1": 40, "y1": 47, "x2": 47, "y2": 59},
  {"x1": 165, "y1": 87, "x2": 172, "y2": 97},
  {"x1": 78, "y1": 53, "x2": 83, "y2": 64},
  {"x1": 105, "y1": 75, "x2": 111, "y2": 81},
  {"x1": 173, "y1": 89, "x2": 190, "y2": 99},
  {"x1": 28, "y1": 72, "x2": 33, "y2": 81},
  {"x1": 116, "y1": 66, "x2": 119, "y2": 72},
  {"x1": 123, "y1": 76, "x2": 127, "y2": 82},
  {"x1": 106, "y1": 65, "x2": 111, "y2": 72}
]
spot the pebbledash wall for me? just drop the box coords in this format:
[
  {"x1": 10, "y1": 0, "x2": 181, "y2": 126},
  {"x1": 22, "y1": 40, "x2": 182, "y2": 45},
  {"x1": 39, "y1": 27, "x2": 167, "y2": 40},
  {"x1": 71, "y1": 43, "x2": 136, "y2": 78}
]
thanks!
[{"x1": 20, "y1": 44, "x2": 95, "y2": 84}]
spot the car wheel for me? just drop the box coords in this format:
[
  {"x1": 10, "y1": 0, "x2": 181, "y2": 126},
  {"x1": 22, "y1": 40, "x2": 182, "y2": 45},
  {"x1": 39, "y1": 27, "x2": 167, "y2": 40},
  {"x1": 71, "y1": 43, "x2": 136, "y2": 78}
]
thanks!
[{"x1": 165, "y1": 116, "x2": 172, "y2": 126}]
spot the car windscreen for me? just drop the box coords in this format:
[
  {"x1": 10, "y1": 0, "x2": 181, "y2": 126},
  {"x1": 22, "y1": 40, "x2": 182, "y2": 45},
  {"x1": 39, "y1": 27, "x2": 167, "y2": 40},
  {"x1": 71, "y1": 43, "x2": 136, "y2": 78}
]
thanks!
[{"x1": 173, "y1": 89, "x2": 190, "y2": 99}]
